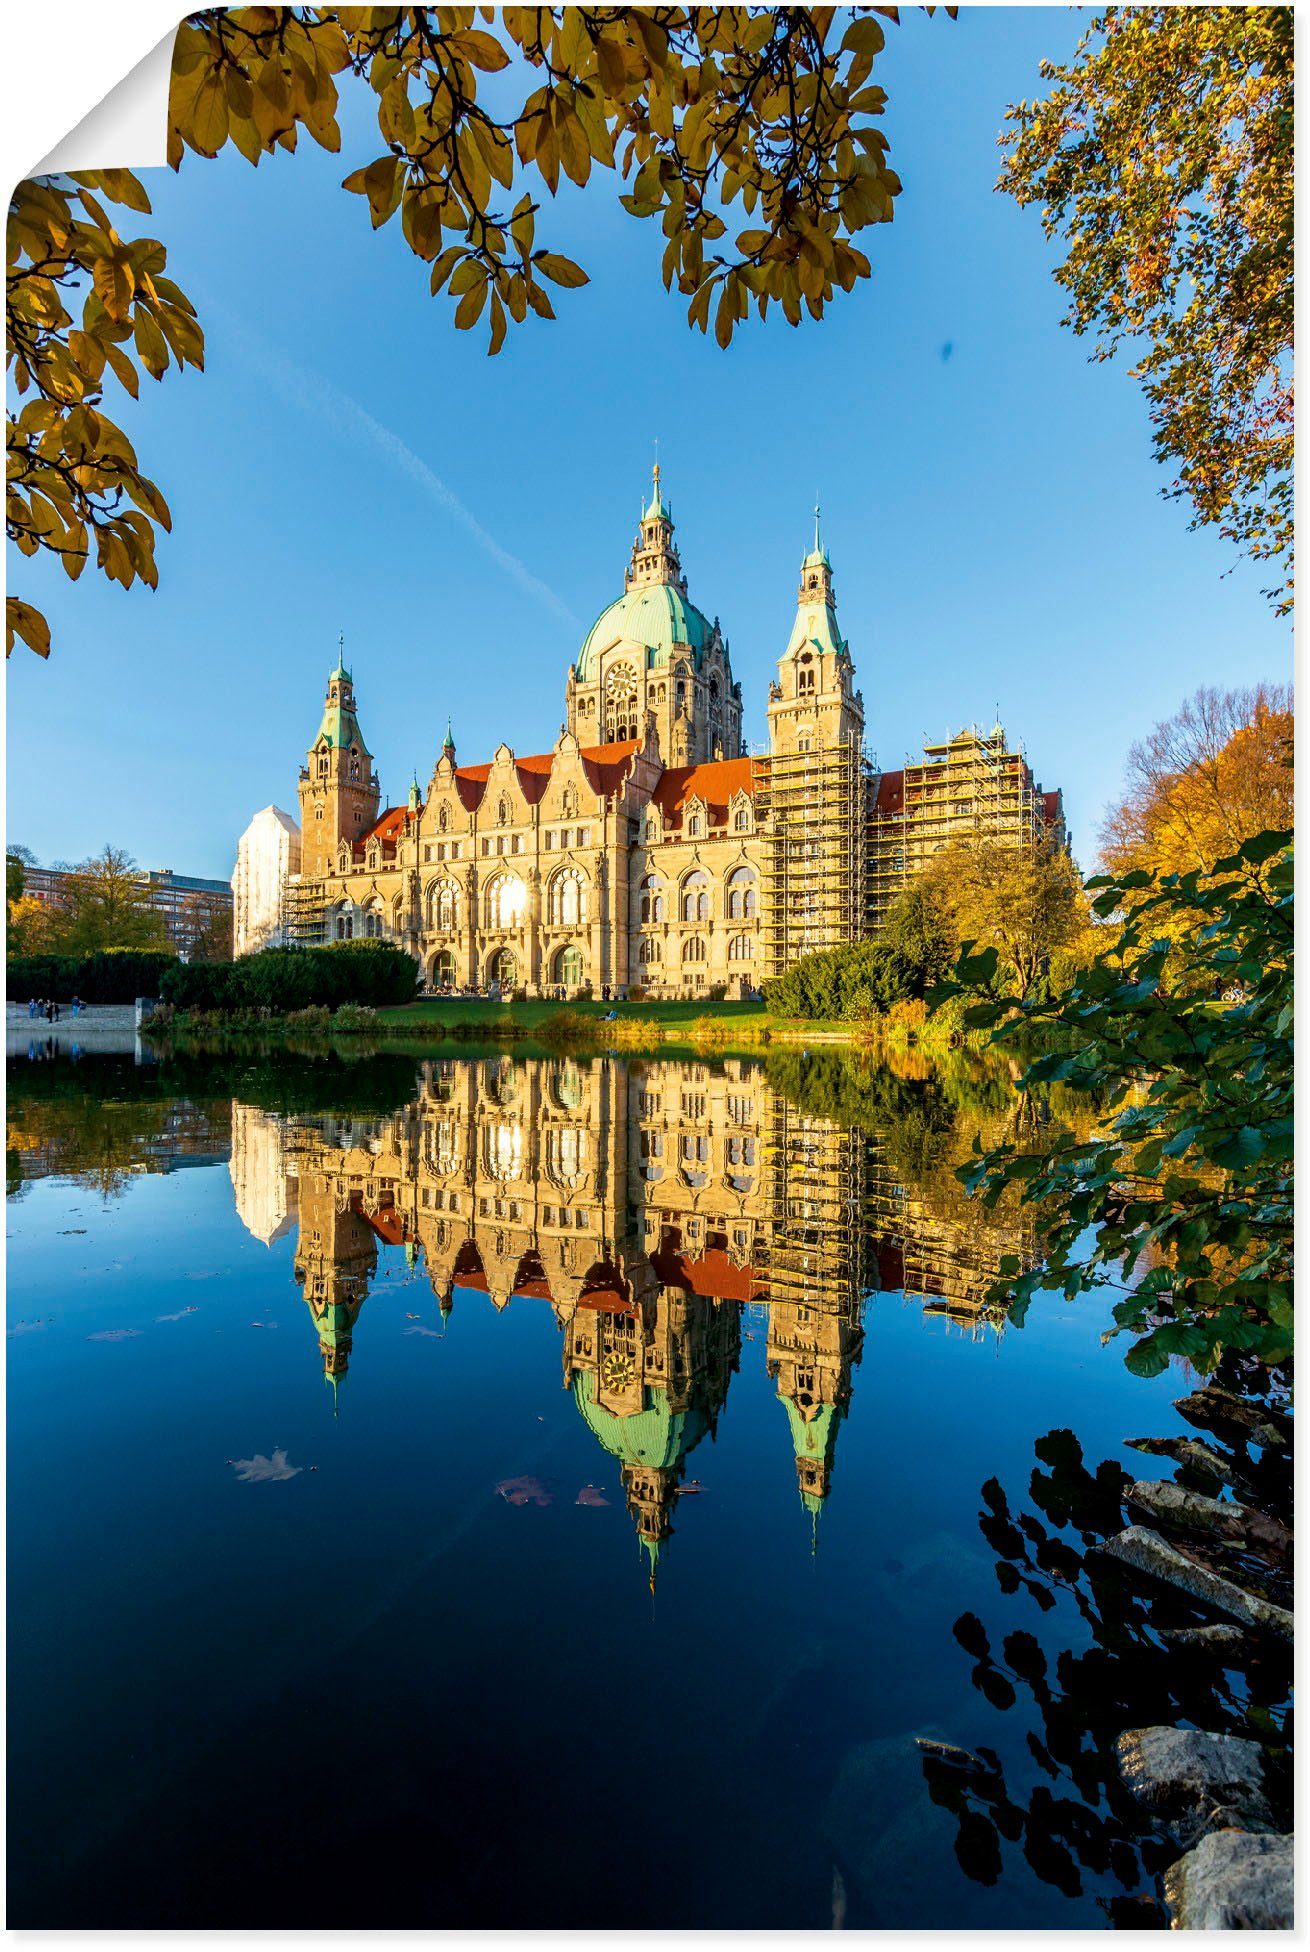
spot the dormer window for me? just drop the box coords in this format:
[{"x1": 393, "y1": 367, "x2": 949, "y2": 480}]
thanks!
[{"x1": 688, "y1": 813, "x2": 702, "y2": 838}]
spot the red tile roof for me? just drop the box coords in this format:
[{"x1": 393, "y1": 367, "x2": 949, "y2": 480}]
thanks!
[
  {"x1": 452, "y1": 740, "x2": 640, "y2": 812},
  {"x1": 652, "y1": 755, "x2": 759, "y2": 824},
  {"x1": 651, "y1": 1242, "x2": 763, "y2": 1304},
  {"x1": 1041, "y1": 789, "x2": 1063, "y2": 826},
  {"x1": 353, "y1": 805, "x2": 408, "y2": 858},
  {"x1": 873, "y1": 769, "x2": 904, "y2": 816}
]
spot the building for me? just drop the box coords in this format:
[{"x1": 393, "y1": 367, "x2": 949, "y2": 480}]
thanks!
[
  {"x1": 232, "y1": 806, "x2": 302, "y2": 956},
  {"x1": 20, "y1": 863, "x2": 233, "y2": 957},
  {"x1": 246, "y1": 471, "x2": 1065, "y2": 994}
]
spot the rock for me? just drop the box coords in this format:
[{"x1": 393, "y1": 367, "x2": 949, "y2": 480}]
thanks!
[
  {"x1": 1098, "y1": 1526, "x2": 1294, "y2": 1641},
  {"x1": 1174, "y1": 1386, "x2": 1289, "y2": 1451},
  {"x1": 1126, "y1": 1434, "x2": 1256, "y2": 1494},
  {"x1": 1158, "y1": 1623, "x2": 1251, "y2": 1654},
  {"x1": 1115, "y1": 1727, "x2": 1275, "y2": 1843},
  {"x1": 1163, "y1": 1828, "x2": 1294, "y2": 1929},
  {"x1": 1125, "y1": 1478, "x2": 1293, "y2": 1559}
]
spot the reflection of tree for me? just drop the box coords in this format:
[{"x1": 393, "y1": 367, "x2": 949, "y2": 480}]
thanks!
[
  {"x1": 923, "y1": 1425, "x2": 1292, "y2": 1919},
  {"x1": 6, "y1": 1088, "x2": 229, "y2": 1199}
]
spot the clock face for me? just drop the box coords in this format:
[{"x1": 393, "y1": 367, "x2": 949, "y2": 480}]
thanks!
[
  {"x1": 605, "y1": 662, "x2": 638, "y2": 706},
  {"x1": 602, "y1": 1350, "x2": 635, "y2": 1392}
]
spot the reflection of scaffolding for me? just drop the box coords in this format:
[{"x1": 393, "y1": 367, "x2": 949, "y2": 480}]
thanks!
[
  {"x1": 762, "y1": 1099, "x2": 867, "y2": 1315},
  {"x1": 868, "y1": 725, "x2": 1056, "y2": 931},
  {"x1": 864, "y1": 1142, "x2": 1037, "y2": 1337},
  {"x1": 758, "y1": 736, "x2": 868, "y2": 977},
  {"x1": 282, "y1": 876, "x2": 329, "y2": 946}
]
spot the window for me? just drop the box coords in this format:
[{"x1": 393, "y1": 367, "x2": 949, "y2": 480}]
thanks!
[
  {"x1": 638, "y1": 936, "x2": 662, "y2": 964},
  {"x1": 428, "y1": 881, "x2": 457, "y2": 931},
  {"x1": 681, "y1": 936, "x2": 707, "y2": 963},
  {"x1": 688, "y1": 813, "x2": 702, "y2": 838},
  {"x1": 549, "y1": 869, "x2": 585, "y2": 927},
  {"x1": 728, "y1": 933, "x2": 755, "y2": 961},
  {"x1": 552, "y1": 942, "x2": 585, "y2": 988},
  {"x1": 645, "y1": 818, "x2": 658, "y2": 844},
  {"x1": 727, "y1": 867, "x2": 757, "y2": 919},
  {"x1": 734, "y1": 804, "x2": 750, "y2": 832},
  {"x1": 485, "y1": 874, "x2": 527, "y2": 929},
  {"x1": 680, "y1": 870, "x2": 710, "y2": 923},
  {"x1": 639, "y1": 874, "x2": 665, "y2": 924}
]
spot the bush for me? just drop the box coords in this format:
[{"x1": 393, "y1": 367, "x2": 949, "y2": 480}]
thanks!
[
  {"x1": 707, "y1": 983, "x2": 728, "y2": 1002},
  {"x1": 692, "y1": 1015, "x2": 729, "y2": 1047},
  {"x1": 285, "y1": 1004, "x2": 331, "y2": 1032},
  {"x1": 536, "y1": 1008, "x2": 595, "y2": 1049},
  {"x1": 160, "y1": 942, "x2": 421, "y2": 1015},
  {"x1": 333, "y1": 1002, "x2": 378, "y2": 1032},
  {"x1": 8, "y1": 948, "x2": 179, "y2": 1004},
  {"x1": 762, "y1": 940, "x2": 918, "y2": 1021},
  {"x1": 883, "y1": 997, "x2": 929, "y2": 1047}
]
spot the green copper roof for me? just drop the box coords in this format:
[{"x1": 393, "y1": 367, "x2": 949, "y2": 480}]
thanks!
[
  {"x1": 644, "y1": 488, "x2": 670, "y2": 522},
  {"x1": 784, "y1": 592, "x2": 846, "y2": 664},
  {"x1": 576, "y1": 583, "x2": 714, "y2": 681},
  {"x1": 330, "y1": 658, "x2": 351, "y2": 682},
  {"x1": 784, "y1": 1395, "x2": 842, "y2": 1514},
  {"x1": 572, "y1": 1369, "x2": 709, "y2": 1470}
]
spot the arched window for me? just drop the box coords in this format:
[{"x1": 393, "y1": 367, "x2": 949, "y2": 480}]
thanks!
[
  {"x1": 427, "y1": 881, "x2": 458, "y2": 931},
  {"x1": 362, "y1": 901, "x2": 384, "y2": 939},
  {"x1": 644, "y1": 817, "x2": 658, "y2": 844},
  {"x1": 640, "y1": 874, "x2": 665, "y2": 924},
  {"x1": 317, "y1": 744, "x2": 329, "y2": 777},
  {"x1": 639, "y1": 936, "x2": 662, "y2": 964},
  {"x1": 681, "y1": 936, "x2": 707, "y2": 963},
  {"x1": 548, "y1": 868, "x2": 586, "y2": 927},
  {"x1": 547, "y1": 1126, "x2": 587, "y2": 1187},
  {"x1": 485, "y1": 874, "x2": 527, "y2": 929},
  {"x1": 681, "y1": 870, "x2": 710, "y2": 923},
  {"x1": 727, "y1": 867, "x2": 757, "y2": 920},
  {"x1": 688, "y1": 813, "x2": 702, "y2": 837},
  {"x1": 734, "y1": 804, "x2": 750, "y2": 832},
  {"x1": 552, "y1": 942, "x2": 585, "y2": 989},
  {"x1": 483, "y1": 1122, "x2": 522, "y2": 1180},
  {"x1": 486, "y1": 945, "x2": 518, "y2": 990},
  {"x1": 430, "y1": 947, "x2": 455, "y2": 989},
  {"x1": 728, "y1": 933, "x2": 755, "y2": 961}
]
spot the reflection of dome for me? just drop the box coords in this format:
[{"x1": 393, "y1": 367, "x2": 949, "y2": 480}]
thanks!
[
  {"x1": 575, "y1": 584, "x2": 714, "y2": 681},
  {"x1": 572, "y1": 1369, "x2": 709, "y2": 1470},
  {"x1": 785, "y1": 1397, "x2": 840, "y2": 1515}
]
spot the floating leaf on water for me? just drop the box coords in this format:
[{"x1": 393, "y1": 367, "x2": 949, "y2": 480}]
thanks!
[
  {"x1": 496, "y1": 1475, "x2": 553, "y2": 1507},
  {"x1": 8, "y1": 1320, "x2": 48, "y2": 1336},
  {"x1": 576, "y1": 1485, "x2": 609, "y2": 1507},
  {"x1": 156, "y1": 1306, "x2": 198, "y2": 1322},
  {"x1": 88, "y1": 1328, "x2": 142, "y2": 1342},
  {"x1": 231, "y1": 1448, "x2": 301, "y2": 1483},
  {"x1": 59, "y1": 1229, "x2": 87, "y2": 1235}
]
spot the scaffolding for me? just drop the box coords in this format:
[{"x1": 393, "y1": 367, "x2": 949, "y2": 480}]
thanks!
[
  {"x1": 281, "y1": 875, "x2": 330, "y2": 946},
  {"x1": 757, "y1": 735, "x2": 869, "y2": 978},
  {"x1": 867, "y1": 724, "x2": 1052, "y2": 931}
]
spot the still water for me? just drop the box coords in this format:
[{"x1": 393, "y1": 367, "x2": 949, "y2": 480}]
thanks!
[{"x1": 8, "y1": 1043, "x2": 1191, "y2": 1928}]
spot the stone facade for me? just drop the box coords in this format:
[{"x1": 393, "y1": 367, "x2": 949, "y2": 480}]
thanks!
[{"x1": 247, "y1": 472, "x2": 1065, "y2": 994}]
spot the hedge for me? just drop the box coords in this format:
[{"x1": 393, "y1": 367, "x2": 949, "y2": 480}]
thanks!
[
  {"x1": 7, "y1": 949, "x2": 179, "y2": 1004},
  {"x1": 160, "y1": 941, "x2": 422, "y2": 1013},
  {"x1": 762, "y1": 940, "x2": 918, "y2": 1021}
]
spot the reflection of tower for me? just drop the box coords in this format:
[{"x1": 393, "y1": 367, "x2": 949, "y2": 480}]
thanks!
[
  {"x1": 565, "y1": 1268, "x2": 739, "y2": 1589},
  {"x1": 292, "y1": 1173, "x2": 378, "y2": 1409},
  {"x1": 763, "y1": 1094, "x2": 867, "y2": 1536}
]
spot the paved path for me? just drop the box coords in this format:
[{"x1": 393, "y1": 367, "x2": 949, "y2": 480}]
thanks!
[{"x1": 6, "y1": 1003, "x2": 141, "y2": 1057}]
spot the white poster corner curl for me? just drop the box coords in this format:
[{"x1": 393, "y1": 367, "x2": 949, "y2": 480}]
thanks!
[{"x1": 34, "y1": 30, "x2": 176, "y2": 179}]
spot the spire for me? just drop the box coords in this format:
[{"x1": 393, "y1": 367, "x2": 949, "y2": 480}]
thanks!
[
  {"x1": 644, "y1": 456, "x2": 670, "y2": 523},
  {"x1": 628, "y1": 459, "x2": 684, "y2": 593},
  {"x1": 802, "y1": 501, "x2": 830, "y2": 571},
  {"x1": 443, "y1": 717, "x2": 455, "y2": 755},
  {"x1": 408, "y1": 771, "x2": 420, "y2": 814},
  {"x1": 331, "y1": 630, "x2": 350, "y2": 683}
]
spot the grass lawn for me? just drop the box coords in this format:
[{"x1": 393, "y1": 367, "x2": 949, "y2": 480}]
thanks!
[{"x1": 374, "y1": 995, "x2": 771, "y2": 1031}]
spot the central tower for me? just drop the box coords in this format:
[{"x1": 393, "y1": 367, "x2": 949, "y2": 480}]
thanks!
[{"x1": 565, "y1": 467, "x2": 742, "y2": 766}]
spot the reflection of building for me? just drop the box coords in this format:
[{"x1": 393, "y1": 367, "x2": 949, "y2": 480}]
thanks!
[
  {"x1": 227, "y1": 1054, "x2": 1037, "y2": 1574},
  {"x1": 229, "y1": 1104, "x2": 297, "y2": 1245},
  {"x1": 244, "y1": 474, "x2": 1065, "y2": 993}
]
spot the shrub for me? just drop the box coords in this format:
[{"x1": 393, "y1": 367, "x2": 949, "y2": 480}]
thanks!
[
  {"x1": 7, "y1": 948, "x2": 179, "y2": 1004},
  {"x1": 692, "y1": 1015, "x2": 729, "y2": 1047},
  {"x1": 762, "y1": 940, "x2": 918, "y2": 1021},
  {"x1": 333, "y1": 1002, "x2": 379, "y2": 1032},
  {"x1": 707, "y1": 983, "x2": 728, "y2": 1002},
  {"x1": 609, "y1": 1016, "x2": 664, "y2": 1049},
  {"x1": 536, "y1": 1008, "x2": 596, "y2": 1049},
  {"x1": 883, "y1": 997, "x2": 929, "y2": 1047},
  {"x1": 160, "y1": 942, "x2": 421, "y2": 1014},
  {"x1": 285, "y1": 1004, "x2": 331, "y2": 1032}
]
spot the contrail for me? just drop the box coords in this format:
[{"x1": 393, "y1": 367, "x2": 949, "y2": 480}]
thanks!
[{"x1": 207, "y1": 299, "x2": 579, "y2": 627}]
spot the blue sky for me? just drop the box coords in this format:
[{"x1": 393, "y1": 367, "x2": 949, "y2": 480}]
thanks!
[{"x1": 8, "y1": 7, "x2": 1289, "y2": 878}]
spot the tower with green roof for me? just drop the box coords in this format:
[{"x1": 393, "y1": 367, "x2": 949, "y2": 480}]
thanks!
[
  {"x1": 297, "y1": 644, "x2": 380, "y2": 879},
  {"x1": 564, "y1": 463, "x2": 743, "y2": 766}
]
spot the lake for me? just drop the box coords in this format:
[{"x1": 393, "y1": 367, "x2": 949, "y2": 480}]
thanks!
[{"x1": 7, "y1": 1041, "x2": 1198, "y2": 1928}]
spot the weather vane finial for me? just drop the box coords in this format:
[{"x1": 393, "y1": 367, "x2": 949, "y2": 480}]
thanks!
[
  {"x1": 814, "y1": 498, "x2": 822, "y2": 554},
  {"x1": 653, "y1": 435, "x2": 661, "y2": 492}
]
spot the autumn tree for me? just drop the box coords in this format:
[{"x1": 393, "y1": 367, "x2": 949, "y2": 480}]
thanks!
[
  {"x1": 921, "y1": 834, "x2": 1086, "y2": 996},
  {"x1": 1099, "y1": 682, "x2": 1293, "y2": 880},
  {"x1": 1000, "y1": 7, "x2": 1294, "y2": 612},
  {"x1": 8, "y1": 6, "x2": 940, "y2": 660},
  {"x1": 52, "y1": 847, "x2": 171, "y2": 955},
  {"x1": 6, "y1": 843, "x2": 36, "y2": 910},
  {"x1": 184, "y1": 894, "x2": 235, "y2": 964}
]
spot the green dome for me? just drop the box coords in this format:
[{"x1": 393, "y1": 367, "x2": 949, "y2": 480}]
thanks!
[
  {"x1": 572, "y1": 1369, "x2": 709, "y2": 1469},
  {"x1": 575, "y1": 583, "x2": 714, "y2": 681}
]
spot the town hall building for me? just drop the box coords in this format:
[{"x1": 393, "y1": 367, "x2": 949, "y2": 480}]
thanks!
[{"x1": 236, "y1": 469, "x2": 1065, "y2": 995}]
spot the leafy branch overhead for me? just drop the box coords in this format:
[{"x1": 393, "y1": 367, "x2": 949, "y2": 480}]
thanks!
[
  {"x1": 167, "y1": 5, "x2": 932, "y2": 351},
  {"x1": 7, "y1": 5, "x2": 947, "y2": 662}
]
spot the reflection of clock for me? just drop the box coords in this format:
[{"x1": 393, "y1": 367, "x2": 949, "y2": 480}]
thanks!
[
  {"x1": 603, "y1": 1350, "x2": 635, "y2": 1392},
  {"x1": 605, "y1": 662, "x2": 638, "y2": 705}
]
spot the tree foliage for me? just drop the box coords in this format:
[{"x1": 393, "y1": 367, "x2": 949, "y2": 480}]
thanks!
[
  {"x1": 1099, "y1": 681, "x2": 1293, "y2": 880},
  {"x1": 1000, "y1": 7, "x2": 1294, "y2": 611},
  {"x1": 920, "y1": 834, "x2": 1086, "y2": 996},
  {"x1": 6, "y1": 948, "x2": 180, "y2": 1004},
  {"x1": 936, "y1": 832, "x2": 1293, "y2": 1378},
  {"x1": 6, "y1": 172, "x2": 205, "y2": 658},
  {"x1": 10, "y1": 6, "x2": 947, "y2": 659},
  {"x1": 6, "y1": 847, "x2": 172, "y2": 956},
  {"x1": 161, "y1": 939, "x2": 423, "y2": 1012},
  {"x1": 762, "y1": 936, "x2": 918, "y2": 1021}
]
